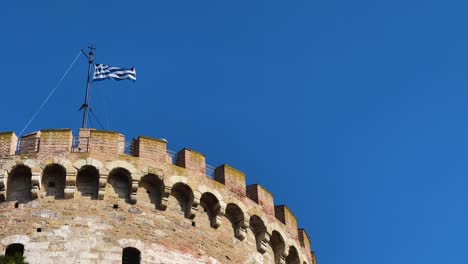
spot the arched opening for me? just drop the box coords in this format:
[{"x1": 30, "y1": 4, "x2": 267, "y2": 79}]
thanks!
[
  {"x1": 6, "y1": 165, "x2": 32, "y2": 202},
  {"x1": 225, "y1": 203, "x2": 245, "y2": 239},
  {"x1": 285, "y1": 246, "x2": 300, "y2": 264},
  {"x1": 138, "y1": 174, "x2": 164, "y2": 209},
  {"x1": 5, "y1": 243, "x2": 24, "y2": 257},
  {"x1": 122, "y1": 247, "x2": 141, "y2": 264},
  {"x1": 250, "y1": 215, "x2": 267, "y2": 253},
  {"x1": 41, "y1": 164, "x2": 66, "y2": 199},
  {"x1": 170, "y1": 182, "x2": 194, "y2": 218},
  {"x1": 107, "y1": 168, "x2": 131, "y2": 202},
  {"x1": 76, "y1": 165, "x2": 99, "y2": 199},
  {"x1": 200, "y1": 192, "x2": 221, "y2": 228},
  {"x1": 270, "y1": 231, "x2": 286, "y2": 264}
]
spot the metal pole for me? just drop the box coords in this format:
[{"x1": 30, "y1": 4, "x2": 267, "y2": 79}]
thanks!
[{"x1": 81, "y1": 46, "x2": 95, "y2": 128}]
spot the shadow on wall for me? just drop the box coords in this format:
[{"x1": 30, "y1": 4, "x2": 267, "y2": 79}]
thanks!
[
  {"x1": 107, "y1": 168, "x2": 132, "y2": 203},
  {"x1": 42, "y1": 164, "x2": 66, "y2": 199},
  {"x1": 0, "y1": 161, "x2": 312, "y2": 264},
  {"x1": 76, "y1": 165, "x2": 100, "y2": 199},
  {"x1": 225, "y1": 203, "x2": 245, "y2": 239},
  {"x1": 6, "y1": 165, "x2": 32, "y2": 203},
  {"x1": 122, "y1": 247, "x2": 141, "y2": 264},
  {"x1": 270, "y1": 230, "x2": 286, "y2": 264},
  {"x1": 5, "y1": 243, "x2": 24, "y2": 257},
  {"x1": 138, "y1": 174, "x2": 164, "y2": 210},
  {"x1": 200, "y1": 192, "x2": 221, "y2": 228},
  {"x1": 171, "y1": 182, "x2": 194, "y2": 219},
  {"x1": 286, "y1": 245, "x2": 301, "y2": 264},
  {"x1": 250, "y1": 215, "x2": 268, "y2": 253}
]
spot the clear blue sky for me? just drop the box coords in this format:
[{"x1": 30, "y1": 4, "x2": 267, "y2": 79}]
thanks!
[{"x1": 1, "y1": 1, "x2": 467, "y2": 263}]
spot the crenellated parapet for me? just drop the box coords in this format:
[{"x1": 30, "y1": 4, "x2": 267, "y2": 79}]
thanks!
[
  {"x1": 215, "y1": 164, "x2": 246, "y2": 200},
  {"x1": 275, "y1": 205, "x2": 299, "y2": 240},
  {"x1": 0, "y1": 128, "x2": 317, "y2": 264},
  {"x1": 0, "y1": 132, "x2": 18, "y2": 157},
  {"x1": 247, "y1": 184, "x2": 276, "y2": 218}
]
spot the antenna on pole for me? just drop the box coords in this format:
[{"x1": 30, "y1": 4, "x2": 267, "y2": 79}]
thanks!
[{"x1": 80, "y1": 46, "x2": 95, "y2": 128}]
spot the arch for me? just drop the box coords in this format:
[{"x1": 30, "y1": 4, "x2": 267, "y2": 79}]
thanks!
[
  {"x1": 250, "y1": 215, "x2": 269, "y2": 254},
  {"x1": 225, "y1": 196, "x2": 249, "y2": 213},
  {"x1": 200, "y1": 192, "x2": 221, "y2": 228},
  {"x1": 5, "y1": 243, "x2": 24, "y2": 257},
  {"x1": 170, "y1": 182, "x2": 194, "y2": 219},
  {"x1": 225, "y1": 203, "x2": 246, "y2": 240},
  {"x1": 138, "y1": 174, "x2": 165, "y2": 210},
  {"x1": 73, "y1": 158, "x2": 104, "y2": 171},
  {"x1": 285, "y1": 246, "x2": 300, "y2": 264},
  {"x1": 41, "y1": 164, "x2": 66, "y2": 199},
  {"x1": 270, "y1": 230, "x2": 286, "y2": 264},
  {"x1": 122, "y1": 247, "x2": 141, "y2": 264},
  {"x1": 106, "y1": 160, "x2": 137, "y2": 179},
  {"x1": 6, "y1": 165, "x2": 32, "y2": 202},
  {"x1": 76, "y1": 165, "x2": 100, "y2": 199},
  {"x1": 2, "y1": 159, "x2": 39, "y2": 174},
  {"x1": 40, "y1": 157, "x2": 74, "y2": 172},
  {"x1": 107, "y1": 168, "x2": 132, "y2": 203},
  {"x1": 246, "y1": 207, "x2": 271, "y2": 229}
]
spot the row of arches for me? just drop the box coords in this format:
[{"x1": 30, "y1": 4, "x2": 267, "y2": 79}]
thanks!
[
  {"x1": 4, "y1": 242, "x2": 302, "y2": 264},
  {"x1": 3, "y1": 244, "x2": 140, "y2": 264},
  {"x1": 0, "y1": 160, "x2": 306, "y2": 264}
]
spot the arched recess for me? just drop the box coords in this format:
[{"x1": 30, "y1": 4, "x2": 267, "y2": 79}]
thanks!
[
  {"x1": 107, "y1": 168, "x2": 132, "y2": 203},
  {"x1": 250, "y1": 215, "x2": 270, "y2": 254},
  {"x1": 200, "y1": 192, "x2": 221, "y2": 228},
  {"x1": 170, "y1": 182, "x2": 194, "y2": 219},
  {"x1": 270, "y1": 230, "x2": 287, "y2": 264},
  {"x1": 41, "y1": 164, "x2": 66, "y2": 199},
  {"x1": 41, "y1": 157, "x2": 76, "y2": 199},
  {"x1": 138, "y1": 174, "x2": 165, "y2": 209},
  {"x1": 285, "y1": 246, "x2": 300, "y2": 264},
  {"x1": 6, "y1": 165, "x2": 32, "y2": 202},
  {"x1": 105, "y1": 160, "x2": 137, "y2": 179},
  {"x1": 5, "y1": 243, "x2": 24, "y2": 257},
  {"x1": 225, "y1": 203, "x2": 247, "y2": 240},
  {"x1": 122, "y1": 247, "x2": 141, "y2": 264},
  {"x1": 76, "y1": 165, "x2": 100, "y2": 199}
]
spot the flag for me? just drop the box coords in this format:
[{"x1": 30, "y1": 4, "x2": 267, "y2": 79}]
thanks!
[{"x1": 93, "y1": 64, "x2": 136, "y2": 81}]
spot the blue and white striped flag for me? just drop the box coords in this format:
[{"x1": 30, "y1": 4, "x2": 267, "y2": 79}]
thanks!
[{"x1": 93, "y1": 64, "x2": 136, "y2": 81}]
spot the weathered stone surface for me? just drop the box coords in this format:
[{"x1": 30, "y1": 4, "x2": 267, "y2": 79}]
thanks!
[
  {"x1": 31, "y1": 209, "x2": 58, "y2": 219},
  {"x1": 24, "y1": 199, "x2": 41, "y2": 208},
  {"x1": 0, "y1": 128, "x2": 316, "y2": 264},
  {"x1": 128, "y1": 207, "x2": 141, "y2": 214}
]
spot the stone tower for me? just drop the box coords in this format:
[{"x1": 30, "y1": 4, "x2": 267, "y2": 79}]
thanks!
[{"x1": 0, "y1": 128, "x2": 317, "y2": 264}]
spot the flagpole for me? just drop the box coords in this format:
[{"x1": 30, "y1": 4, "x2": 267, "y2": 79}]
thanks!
[{"x1": 81, "y1": 46, "x2": 95, "y2": 128}]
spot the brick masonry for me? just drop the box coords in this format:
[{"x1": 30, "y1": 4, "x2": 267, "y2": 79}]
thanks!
[{"x1": 0, "y1": 128, "x2": 318, "y2": 264}]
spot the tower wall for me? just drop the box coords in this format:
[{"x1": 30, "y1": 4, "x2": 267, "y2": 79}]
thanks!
[{"x1": 0, "y1": 128, "x2": 317, "y2": 264}]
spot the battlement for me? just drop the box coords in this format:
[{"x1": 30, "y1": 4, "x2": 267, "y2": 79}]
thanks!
[
  {"x1": 0, "y1": 128, "x2": 317, "y2": 264},
  {"x1": 0, "y1": 132, "x2": 17, "y2": 157}
]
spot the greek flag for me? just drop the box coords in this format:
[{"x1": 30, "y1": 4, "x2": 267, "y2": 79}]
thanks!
[{"x1": 93, "y1": 64, "x2": 136, "y2": 81}]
